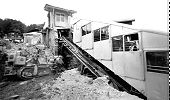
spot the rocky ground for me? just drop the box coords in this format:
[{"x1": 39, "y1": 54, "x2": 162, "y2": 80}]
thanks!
[
  {"x1": 0, "y1": 68, "x2": 142, "y2": 100},
  {"x1": 0, "y1": 40, "x2": 143, "y2": 100},
  {"x1": 0, "y1": 73, "x2": 58, "y2": 100}
]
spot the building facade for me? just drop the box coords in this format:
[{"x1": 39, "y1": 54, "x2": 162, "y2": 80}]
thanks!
[{"x1": 44, "y1": 4, "x2": 76, "y2": 55}]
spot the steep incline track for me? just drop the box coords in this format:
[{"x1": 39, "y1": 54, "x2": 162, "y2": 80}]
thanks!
[{"x1": 61, "y1": 36, "x2": 147, "y2": 100}]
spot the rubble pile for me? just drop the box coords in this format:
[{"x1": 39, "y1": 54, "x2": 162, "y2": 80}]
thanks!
[
  {"x1": 40, "y1": 68, "x2": 143, "y2": 100},
  {"x1": 4, "y1": 42, "x2": 54, "y2": 63},
  {"x1": 1, "y1": 39, "x2": 143, "y2": 100}
]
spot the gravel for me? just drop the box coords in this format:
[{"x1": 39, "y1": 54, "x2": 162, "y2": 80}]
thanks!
[
  {"x1": 0, "y1": 68, "x2": 143, "y2": 100},
  {"x1": 41, "y1": 68, "x2": 143, "y2": 100}
]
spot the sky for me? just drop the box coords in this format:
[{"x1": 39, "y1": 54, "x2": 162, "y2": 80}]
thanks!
[{"x1": 0, "y1": 0, "x2": 168, "y2": 32}]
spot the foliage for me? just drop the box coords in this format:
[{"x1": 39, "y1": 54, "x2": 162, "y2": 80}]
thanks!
[
  {"x1": 25, "y1": 23, "x2": 45, "y2": 33},
  {"x1": 0, "y1": 18, "x2": 26, "y2": 37},
  {"x1": 0, "y1": 18, "x2": 44, "y2": 38},
  {"x1": 0, "y1": 18, "x2": 4, "y2": 38}
]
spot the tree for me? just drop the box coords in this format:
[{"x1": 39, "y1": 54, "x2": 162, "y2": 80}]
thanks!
[
  {"x1": 0, "y1": 18, "x2": 26, "y2": 38},
  {"x1": 10, "y1": 19, "x2": 26, "y2": 37},
  {"x1": 25, "y1": 24, "x2": 38, "y2": 33},
  {"x1": 25, "y1": 23, "x2": 45, "y2": 33},
  {"x1": 0, "y1": 18, "x2": 45, "y2": 38},
  {"x1": 0, "y1": 18, "x2": 4, "y2": 38}
]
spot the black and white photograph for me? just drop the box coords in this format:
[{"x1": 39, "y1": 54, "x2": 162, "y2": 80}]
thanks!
[{"x1": 0, "y1": 0, "x2": 168, "y2": 100}]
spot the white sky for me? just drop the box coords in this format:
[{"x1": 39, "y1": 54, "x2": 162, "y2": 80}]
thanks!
[{"x1": 0, "y1": 0, "x2": 168, "y2": 32}]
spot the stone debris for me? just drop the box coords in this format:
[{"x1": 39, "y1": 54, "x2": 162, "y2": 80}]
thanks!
[
  {"x1": 19, "y1": 81, "x2": 28, "y2": 85},
  {"x1": 1, "y1": 40, "x2": 143, "y2": 100},
  {"x1": 6, "y1": 95, "x2": 20, "y2": 100},
  {"x1": 4, "y1": 42, "x2": 54, "y2": 64},
  {"x1": 40, "y1": 68, "x2": 143, "y2": 100}
]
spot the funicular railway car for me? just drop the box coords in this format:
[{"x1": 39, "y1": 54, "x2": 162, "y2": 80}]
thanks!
[{"x1": 73, "y1": 19, "x2": 169, "y2": 100}]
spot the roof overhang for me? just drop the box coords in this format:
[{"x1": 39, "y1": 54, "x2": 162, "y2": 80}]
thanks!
[
  {"x1": 115, "y1": 19, "x2": 135, "y2": 25},
  {"x1": 44, "y1": 4, "x2": 76, "y2": 16}
]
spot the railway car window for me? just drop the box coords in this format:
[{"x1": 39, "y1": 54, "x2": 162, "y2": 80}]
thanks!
[
  {"x1": 86, "y1": 23, "x2": 91, "y2": 34},
  {"x1": 146, "y1": 52, "x2": 168, "y2": 67},
  {"x1": 94, "y1": 29, "x2": 100, "y2": 42},
  {"x1": 81, "y1": 25, "x2": 87, "y2": 36},
  {"x1": 124, "y1": 33, "x2": 139, "y2": 51},
  {"x1": 101, "y1": 26, "x2": 109, "y2": 40},
  {"x1": 81, "y1": 22, "x2": 91, "y2": 36},
  {"x1": 146, "y1": 51, "x2": 168, "y2": 74},
  {"x1": 112, "y1": 35, "x2": 123, "y2": 51}
]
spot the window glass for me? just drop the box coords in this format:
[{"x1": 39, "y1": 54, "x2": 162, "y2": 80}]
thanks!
[
  {"x1": 146, "y1": 51, "x2": 168, "y2": 74},
  {"x1": 56, "y1": 14, "x2": 60, "y2": 22},
  {"x1": 86, "y1": 23, "x2": 91, "y2": 34},
  {"x1": 124, "y1": 33, "x2": 139, "y2": 51},
  {"x1": 81, "y1": 25, "x2": 87, "y2": 36},
  {"x1": 146, "y1": 51, "x2": 168, "y2": 67},
  {"x1": 60, "y1": 14, "x2": 64, "y2": 22},
  {"x1": 81, "y1": 22, "x2": 91, "y2": 36},
  {"x1": 94, "y1": 29, "x2": 100, "y2": 42},
  {"x1": 112, "y1": 35, "x2": 123, "y2": 51},
  {"x1": 101, "y1": 26, "x2": 109, "y2": 40}
]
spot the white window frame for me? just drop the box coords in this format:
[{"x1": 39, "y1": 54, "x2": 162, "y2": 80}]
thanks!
[{"x1": 55, "y1": 13, "x2": 65, "y2": 22}]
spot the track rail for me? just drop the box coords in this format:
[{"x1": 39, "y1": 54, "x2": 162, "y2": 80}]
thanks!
[{"x1": 61, "y1": 36, "x2": 147, "y2": 100}]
